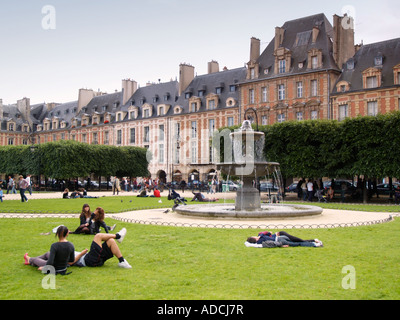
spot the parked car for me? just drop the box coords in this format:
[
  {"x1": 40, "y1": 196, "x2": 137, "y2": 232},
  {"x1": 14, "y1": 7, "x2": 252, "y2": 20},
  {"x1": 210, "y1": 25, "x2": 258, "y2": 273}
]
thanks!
[
  {"x1": 323, "y1": 180, "x2": 357, "y2": 196},
  {"x1": 259, "y1": 182, "x2": 278, "y2": 192},
  {"x1": 222, "y1": 180, "x2": 240, "y2": 191},
  {"x1": 286, "y1": 182, "x2": 298, "y2": 193},
  {"x1": 377, "y1": 183, "x2": 400, "y2": 195}
]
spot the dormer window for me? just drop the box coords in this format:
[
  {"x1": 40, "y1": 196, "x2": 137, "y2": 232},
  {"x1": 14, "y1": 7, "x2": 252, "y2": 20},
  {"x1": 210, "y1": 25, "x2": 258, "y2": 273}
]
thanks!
[
  {"x1": 279, "y1": 59, "x2": 286, "y2": 73},
  {"x1": 374, "y1": 53, "x2": 383, "y2": 67},
  {"x1": 153, "y1": 95, "x2": 159, "y2": 103},
  {"x1": 347, "y1": 58, "x2": 355, "y2": 70},
  {"x1": 164, "y1": 93, "x2": 170, "y2": 101}
]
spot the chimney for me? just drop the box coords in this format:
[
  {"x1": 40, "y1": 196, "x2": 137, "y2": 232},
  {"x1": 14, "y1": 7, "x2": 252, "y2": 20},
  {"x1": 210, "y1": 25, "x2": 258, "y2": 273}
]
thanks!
[
  {"x1": 208, "y1": 60, "x2": 220, "y2": 74},
  {"x1": 312, "y1": 26, "x2": 320, "y2": 43},
  {"x1": 78, "y1": 88, "x2": 95, "y2": 113},
  {"x1": 333, "y1": 14, "x2": 355, "y2": 69},
  {"x1": 122, "y1": 79, "x2": 138, "y2": 105},
  {"x1": 17, "y1": 97, "x2": 32, "y2": 127},
  {"x1": 250, "y1": 37, "x2": 260, "y2": 62},
  {"x1": 274, "y1": 27, "x2": 285, "y2": 51},
  {"x1": 179, "y1": 63, "x2": 195, "y2": 96}
]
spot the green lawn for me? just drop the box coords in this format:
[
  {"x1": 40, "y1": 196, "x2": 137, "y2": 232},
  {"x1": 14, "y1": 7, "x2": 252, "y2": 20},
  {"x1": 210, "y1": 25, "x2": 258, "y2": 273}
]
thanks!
[
  {"x1": 0, "y1": 196, "x2": 234, "y2": 214},
  {"x1": 1, "y1": 216, "x2": 399, "y2": 300}
]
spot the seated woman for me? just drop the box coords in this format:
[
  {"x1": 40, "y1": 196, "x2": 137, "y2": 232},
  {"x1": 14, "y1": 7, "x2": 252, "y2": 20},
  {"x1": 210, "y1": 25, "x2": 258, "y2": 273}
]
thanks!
[
  {"x1": 62, "y1": 188, "x2": 70, "y2": 199},
  {"x1": 24, "y1": 226, "x2": 76, "y2": 274},
  {"x1": 90, "y1": 207, "x2": 116, "y2": 234},
  {"x1": 71, "y1": 204, "x2": 93, "y2": 234},
  {"x1": 191, "y1": 192, "x2": 218, "y2": 202}
]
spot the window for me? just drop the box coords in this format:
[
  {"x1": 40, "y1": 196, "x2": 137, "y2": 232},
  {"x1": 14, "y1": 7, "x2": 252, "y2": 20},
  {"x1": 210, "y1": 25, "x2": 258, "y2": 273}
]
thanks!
[
  {"x1": 397, "y1": 72, "x2": 400, "y2": 85},
  {"x1": 311, "y1": 111, "x2": 318, "y2": 120},
  {"x1": 250, "y1": 68, "x2": 255, "y2": 79},
  {"x1": 278, "y1": 84, "x2": 285, "y2": 100},
  {"x1": 261, "y1": 87, "x2": 268, "y2": 103},
  {"x1": 277, "y1": 113, "x2": 285, "y2": 123},
  {"x1": 209, "y1": 119, "x2": 215, "y2": 138},
  {"x1": 144, "y1": 109, "x2": 150, "y2": 118},
  {"x1": 229, "y1": 85, "x2": 236, "y2": 92},
  {"x1": 190, "y1": 102, "x2": 197, "y2": 113},
  {"x1": 311, "y1": 80, "x2": 318, "y2": 97},
  {"x1": 366, "y1": 76, "x2": 377, "y2": 88},
  {"x1": 144, "y1": 127, "x2": 150, "y2": 143},
  {"x1": 104, "y1": 132, "x2": 109, "y2": 145},
  {"x1": 8, "y1": 138, "x2": 14, "y2": 145},
  {"x1": 130, "y1": 128, "x2": 136, "y2": 144},
  {"x1": 227, "y1": 117, "x2": 234, "y2": 127},
  {"x1": 279, "y1": 60, "x2": 286, "y2": 73},
  {"x1": 249, "y1": 89, "x2": 255, "y2": 104},
  {"x1": 296, "y1": 112, "x2": 303, "y2": 121},
  {"x1": 311, "y1": 56, "x2": 318, "y2": 69},
  {"x1": 261, "y1": 116, "x2": 268, "y2": 125},
  {"x1": 339, "y1": 105, "x2": 348, "y2": 121},
  {"x1": 191, "y1": 141, "x2": 197, "y2": 163},
  {"x1": 158, "y1": 144, "x2": 164, "y2": 164},
  {"x1": 296, "y1": 82, "x2": 303, "y2": 98},
  {"x1": 215, "y1": 87, "x2": 222, "y2": 94},
  {"x1": 93, "y1": 132, "x2": 98, "y2": 144},
  {"x1": 209, "y1": 146, "x2": 214, "y2": 163},
  {"x1": 191, "y1": 121, "x2": 197, "y2": 139},
  {"x1": 208, "y1": 99, "x2": 216, "y2": 110},
  {"x1": 367, "y1": 101, "x2": 378, "y2": 116},
  {"x1": 159, "y1": 125, "x2": 164, "y2": 141},
  {"x1": 82, "y1": 134, "x2": 87, "y2": 144},
  {"x1": 8, "y1": 124, "x2": 14, "y2": 131},
  {"x1": 159, "y1": 106, "x2": 164, "y2": 116}
]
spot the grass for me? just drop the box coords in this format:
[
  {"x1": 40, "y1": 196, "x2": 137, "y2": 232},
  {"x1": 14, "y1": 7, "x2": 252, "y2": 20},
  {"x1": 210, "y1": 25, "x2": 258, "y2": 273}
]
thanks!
[
  {"x1": 1, "y1": 216, "x2": 400, "y2": 300},
  {"x1": 0, "y1": 196, "x2": 235, "y2": 214}
]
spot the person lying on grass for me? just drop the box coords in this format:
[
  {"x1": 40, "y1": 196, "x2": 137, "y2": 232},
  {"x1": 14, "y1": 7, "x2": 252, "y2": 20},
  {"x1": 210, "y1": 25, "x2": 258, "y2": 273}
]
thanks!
[
  {"x1": 72, "y1": 228, "x2": 131, "y2": 269},
  {"x1": 191, "y1": 192, "x2": 219, "y2": 202},
  {"x1": 246, "y1": 231, "x2": 323, "y2": 248}
]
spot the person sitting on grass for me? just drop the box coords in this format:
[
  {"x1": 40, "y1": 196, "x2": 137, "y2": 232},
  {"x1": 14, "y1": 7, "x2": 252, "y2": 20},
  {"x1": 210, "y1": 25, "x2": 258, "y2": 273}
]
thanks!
[
  {"x1": 90, "y1": 207, "x2": 116, "y2": 234},
  {"x1": 191, "y1": 191, "x2": 218, "y2": 202},
  {"x1": 73, "y1": 228, "x2": 131, "y2": 269},
  {"x1": 71, "y1": 204, "x2": 94, "y2": 234},
  {"x1": 24, "y1": 226, "x2": 77, "y2": 275}
]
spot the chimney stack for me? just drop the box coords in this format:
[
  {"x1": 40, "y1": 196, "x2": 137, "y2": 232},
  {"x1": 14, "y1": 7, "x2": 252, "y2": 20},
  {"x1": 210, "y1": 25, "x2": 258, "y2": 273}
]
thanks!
[
  {"x1": 122, "y1": 79, "x2": 138, "y2": 105},
  {"x1": 333, "y1": 14, "x2": 355, "y2": 69},
  {"x1": 208, "y1": 60, "x2": 220, "y2": 74},
  {"x1": 274, "y1": 27, "x2": 285, "y2": 51},
  {"x1": 179, "y1": 63, "x2": 195, "y2": 96},
  {"x1": 250, "y1": 37, "x2": 260, "y2": 62}
]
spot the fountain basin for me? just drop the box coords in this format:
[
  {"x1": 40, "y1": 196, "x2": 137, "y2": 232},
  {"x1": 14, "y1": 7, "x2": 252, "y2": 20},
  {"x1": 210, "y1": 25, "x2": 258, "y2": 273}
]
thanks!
[{"x1": 175, "y1": 203, "x2": 323, "y2": 219}]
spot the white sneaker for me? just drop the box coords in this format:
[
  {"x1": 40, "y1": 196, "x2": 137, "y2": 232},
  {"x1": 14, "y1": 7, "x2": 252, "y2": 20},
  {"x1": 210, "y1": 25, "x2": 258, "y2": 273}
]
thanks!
[
  {"x1": 118, "y1": 259, "x2": 132, "y2": 269},
  {"x1": 116, "y1": 228, "x2": 127, "y2": 243}
]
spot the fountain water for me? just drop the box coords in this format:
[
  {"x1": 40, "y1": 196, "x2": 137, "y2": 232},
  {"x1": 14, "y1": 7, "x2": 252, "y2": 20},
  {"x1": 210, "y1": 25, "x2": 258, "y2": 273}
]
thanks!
[{"x1": 175, "y1": 120, "x2": 323, "y2": 219}]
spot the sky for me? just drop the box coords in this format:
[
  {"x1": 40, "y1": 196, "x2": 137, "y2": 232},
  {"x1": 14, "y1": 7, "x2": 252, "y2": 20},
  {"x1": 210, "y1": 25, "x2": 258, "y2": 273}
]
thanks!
[{"x1": 0, "y1": 0, "x2": 399, "y2": 105}]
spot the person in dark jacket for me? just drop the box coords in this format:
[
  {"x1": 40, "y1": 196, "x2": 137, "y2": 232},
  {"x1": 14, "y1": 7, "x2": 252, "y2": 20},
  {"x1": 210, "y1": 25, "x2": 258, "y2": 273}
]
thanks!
[
  {"x1": 71, "y1": 204, "x2": 94, "y2": 234},
  {"x1": 90, "y1": 207, "x2": 115, "y2": 234}
]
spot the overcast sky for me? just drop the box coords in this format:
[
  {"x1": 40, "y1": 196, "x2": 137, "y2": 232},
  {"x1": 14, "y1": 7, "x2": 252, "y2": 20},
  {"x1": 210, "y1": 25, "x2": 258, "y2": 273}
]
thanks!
[{"x1": 0, "y1": 0, "x2": 399, "y2": 105}]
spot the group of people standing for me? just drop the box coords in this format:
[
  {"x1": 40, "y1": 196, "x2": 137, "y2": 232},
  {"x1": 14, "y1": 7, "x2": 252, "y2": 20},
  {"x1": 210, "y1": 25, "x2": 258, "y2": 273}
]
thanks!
[{"x1": 0, "y1": 175, "x2": 33, "y2": 203}]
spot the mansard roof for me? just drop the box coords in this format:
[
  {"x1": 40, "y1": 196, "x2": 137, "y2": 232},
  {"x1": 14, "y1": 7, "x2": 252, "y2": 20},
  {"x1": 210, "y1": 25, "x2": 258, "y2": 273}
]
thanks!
[
  {"x1": 122, "y1": 80, "x2": 179, "y2": 119},
  {"x1": 175, "y1": 67, "x2": 247, "y2": 114},
  {"x1": 332, "y1": 38, "x2": 400, "y2": 94},
  {"x1": 256, "y1": 13, "x2": 339, "y2": 79}
]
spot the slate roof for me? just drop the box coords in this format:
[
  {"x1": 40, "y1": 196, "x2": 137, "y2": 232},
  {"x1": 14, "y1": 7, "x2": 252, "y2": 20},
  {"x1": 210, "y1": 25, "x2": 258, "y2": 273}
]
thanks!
[
  {"x1": 255, "y1": 13, "x2": 339, "y2": 80},
  {"x1": 175, "y1": 67, "x2": 247, "y2": 114},
  {"x1": 332, "y1": 38, "x2": 400, "y2": 94},
  {"x1": 122, "y1": 81, "x2": 179, "y2": 120}
]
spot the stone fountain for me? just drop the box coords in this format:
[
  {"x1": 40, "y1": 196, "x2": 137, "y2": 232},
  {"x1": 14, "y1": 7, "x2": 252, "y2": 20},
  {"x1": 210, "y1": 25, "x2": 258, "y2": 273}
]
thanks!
[{"x1": 175, "y1": 120, "x2": 323, "y2": 219}]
